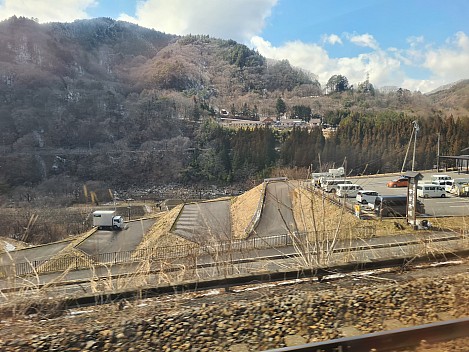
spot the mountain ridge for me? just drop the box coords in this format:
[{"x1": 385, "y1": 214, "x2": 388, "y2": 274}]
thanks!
[{"x1": 0, "y1": 16, "x2": 468, "y2": 200}]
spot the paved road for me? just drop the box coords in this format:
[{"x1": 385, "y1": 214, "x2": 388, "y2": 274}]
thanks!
[
  {"x1": 172, "y1": 200, "x2": 231, "y2": 243},
  {"x1": 0, "y1": 241, "x2": 71, "y2": 266},
  {"x1": 254, "y1": 181, "x2": 297, "y2": 237},
  {"x1": 78, "y1": 219, "x2": 155, "y2": 256},
  {"x1": 0, "y1": 219, "x2": 155, "y2": 270}
]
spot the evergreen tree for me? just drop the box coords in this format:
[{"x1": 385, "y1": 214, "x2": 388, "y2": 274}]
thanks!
[{"x1": 276, "y1": 98, "x2": 287, "y2": 117}]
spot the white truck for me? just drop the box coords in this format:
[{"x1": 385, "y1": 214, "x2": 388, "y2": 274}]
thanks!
[
  {"x1": 312, "y1": 166, "x2": 345, "y2": 187},
  {"x1": 92, "y1": 210, "x2": 124, "y2": 230}
]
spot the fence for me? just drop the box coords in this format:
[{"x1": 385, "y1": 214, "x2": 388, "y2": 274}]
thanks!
[{"x1": 0, "y1": 226, "x2": 375, "y2": 278}]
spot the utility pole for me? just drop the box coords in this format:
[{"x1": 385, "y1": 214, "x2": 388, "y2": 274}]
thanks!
[
  {"x1": 401, "y1": 127, "x2": 415, "y2": 173},
  {"x1": 437, "y1": 132, "x2": 440, "y2": 171},
  {"x1": 411, "y1": 120, "x2": 419, "y2": 171}
]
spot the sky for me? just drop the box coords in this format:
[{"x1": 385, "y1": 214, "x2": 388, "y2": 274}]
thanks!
[{"x1": 1, "y1": 0, "x2": 468, "y2": 93}]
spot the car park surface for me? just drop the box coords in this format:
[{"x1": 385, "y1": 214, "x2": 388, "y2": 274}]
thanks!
[{"x1": 340, "y1": 170, "x2": 469, "y2": 217}]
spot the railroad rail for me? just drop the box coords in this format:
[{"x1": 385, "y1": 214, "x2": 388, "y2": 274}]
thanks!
[{"x1": 266, "y1": 317, "x2": 469, "y2": 352}]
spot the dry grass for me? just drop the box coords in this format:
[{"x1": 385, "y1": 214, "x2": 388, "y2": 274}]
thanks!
[
  {"x1": 0, "y1": 237, "x2": 30, "y2": 253},
  {"x1": 34, "y1": 227, "x2": 97, "y2": 271},
  {"x1": 36, "y1": 247, "x2": 91, "y2": 273},
  {"x1": 134, "y1": 205, "x2": 195, "y2": 254},
  {"x1": 230, "y1": 183, "x2": 265, "y2": 240},
  {"x1": 425, "y1": 216, "x2": 469, "y2": 233},
  {"x1": 291, "y1": 187, "x2": 362, "y2": 240}
]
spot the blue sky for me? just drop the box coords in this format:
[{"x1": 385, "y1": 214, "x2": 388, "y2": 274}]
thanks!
[{"x1": 1, "y1": 0, "x2": 468, "y2": 93}]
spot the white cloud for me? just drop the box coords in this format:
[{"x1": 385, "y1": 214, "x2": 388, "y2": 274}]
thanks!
[
  {"x1": 0, "y1": 0, "x2": 96, "y2": 22},
  {"x1": 119, "y1": 0, "x2": 277, "y2": 44},
  {"x1": 423, "y1": 31, "x2": 469, "y2": 82},
  {"x1": 252, "y1": 30, "x2": 469, "y2": 93},
  {"x1": 322, "y1": 34, "x2": 342, "y2": 45},
  {"x1": 406, "y1": 35, "x2": 425, "y2": 47},
  {"x1": 251, "y1": 35, "x2": 403, "y2": 89},
  {"x1": 346, "y1": 33, "x2": 379, "y2": 50},
  {"x1": 251, "y1": 36, "x2": 331, "y2": 74}
]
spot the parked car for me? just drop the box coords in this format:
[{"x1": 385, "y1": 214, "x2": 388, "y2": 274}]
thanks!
[
  {"x1": 356, "y1": 190, "x2": 379, "y2": 205},
  {"x1": 449, "y1": 178, "x2": 469, "y2": 195},
  {"x1": 443, "y1": 179, "x2": 454, "y2": 192},
  {"x1": 417, "y1": 184, "x2": 446, "y2": 198},
  {"x1": 374, "y1": 195, "x2": 425, "y2": 217},
  {"x1": 321, "y1": 179, "x2": 352, "y2": 193},
  {"x1": 336, "y1": 184, "x2": 363, "y2": 198},
  {"x1": 431, "y1": 174, "x2": 452, "y2": 186},
  {"x1": 387, "y1": 177, "x2": 409, "y2": 188}
]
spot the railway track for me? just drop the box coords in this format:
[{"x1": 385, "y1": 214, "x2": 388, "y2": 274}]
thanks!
[
  {"x1": 1, "y1": 230, "x2": 466, "y2": 292},
  {"x1": 266, "y1": 317, "x2": 469, "y2": 352},
  {"x1": 2, "y1": 245, "x2": 467, "y2": 312}
]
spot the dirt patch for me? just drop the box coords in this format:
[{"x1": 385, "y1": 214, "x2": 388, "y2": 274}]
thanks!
[{"x1": 230, "y1": 183, "x2": 265, "y2": 240}]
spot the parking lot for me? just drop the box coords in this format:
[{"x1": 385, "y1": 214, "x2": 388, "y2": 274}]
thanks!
[{"x1": 340, "y1": 170, "x2": 469, "y2": 217}]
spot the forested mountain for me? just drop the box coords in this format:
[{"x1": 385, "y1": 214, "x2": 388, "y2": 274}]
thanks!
[{"x1": 0, "y1": 16, "x2": 468, "y2": 204}]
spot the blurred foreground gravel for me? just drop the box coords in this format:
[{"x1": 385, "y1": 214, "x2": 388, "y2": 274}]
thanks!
[{"x1": 0, "y1": 263, "x2": 467, "y2": 351}]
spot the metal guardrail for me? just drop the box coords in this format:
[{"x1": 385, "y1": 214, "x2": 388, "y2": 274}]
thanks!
[
  {"x1": 0, "y1": 226, "x2": 376, "y2": 277},
  {"x1": 0, "y1": 233, "x2": 296, "y2": 277}
]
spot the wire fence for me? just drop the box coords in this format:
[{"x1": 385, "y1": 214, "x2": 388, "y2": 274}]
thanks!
[{"x1": 0, "y1": 226, "x2": 376, "y2": 277}]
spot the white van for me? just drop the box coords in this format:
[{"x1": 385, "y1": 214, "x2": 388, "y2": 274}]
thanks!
[
  {"x1": 444, "y1": 179, "x2": 454, "y2": 192},
  {"x1": 321, "y1": 179, "x2": 352, "y2": 193},
  {"x1": 336, "y1": 184, "x2": 363, "y2": 198},
  {"x1": 431, "y1": 174, "x2": 452, "y2": 186},
  {"x1": 417, "y1": 184, "x2": 446, "y2": 198}
]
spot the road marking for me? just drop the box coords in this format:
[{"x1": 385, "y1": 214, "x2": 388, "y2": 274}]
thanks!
[
  {"x1": 449, "y1": 205, "x2": 469, "y2": 208},
  {"x1": 436, "y1": 201, "x2": 469, "y2": 204}
]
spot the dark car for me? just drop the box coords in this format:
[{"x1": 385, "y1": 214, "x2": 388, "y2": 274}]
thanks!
[{"x1": 374, "y1": 195, "x2": 425, "y2": 217}]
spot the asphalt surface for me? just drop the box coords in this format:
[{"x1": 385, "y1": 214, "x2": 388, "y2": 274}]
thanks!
[
  {"x1": 254, "y1": 180, "x2": 297, "y2": 237},
  {"x1": 0, "y1": 219, "x2": 155, "y2": 271},
  {"x1": 341, "y1": 170, "x2": 469, "y2": 217},
  {"x1": 172, "y1": 200, "x2": 231, "y2": 243},
  {"x1": 0, "y1": 241, "x2": 71, "y2": 266},
  {"x1": 78, "y1": 219, "x2": 155, "y2": 256},
  {"x1": 2, "y1": 175, "x2": 469, "y2": 290}
]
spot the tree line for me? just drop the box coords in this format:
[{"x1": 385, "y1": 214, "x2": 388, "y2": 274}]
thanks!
[{"x1": 185, "y1": 112, "x2": 469, "y2": 183}]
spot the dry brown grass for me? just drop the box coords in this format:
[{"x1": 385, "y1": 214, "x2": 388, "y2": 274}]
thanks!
[
  {"x1": 135, "y1": 205, "x2": 195, "y2": 253},
  {"x1": 230, "y1": 183, "x2": 265, "y2": 240},
  {"x1": 36, "y1": 247, "x2": 91, "y2": 273},
  {"x1": 425, "y1": 216, "x2": 469, "y2": 233},
  {"x1": 291, "y1": 187, "x2": 362, "y2": 240},
  {"x1": 0, "y1": 237, "x2": 30, "y2": 253},
  {"x1": 291, "y1": 186, "x2": 419, "y2": 239}
]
